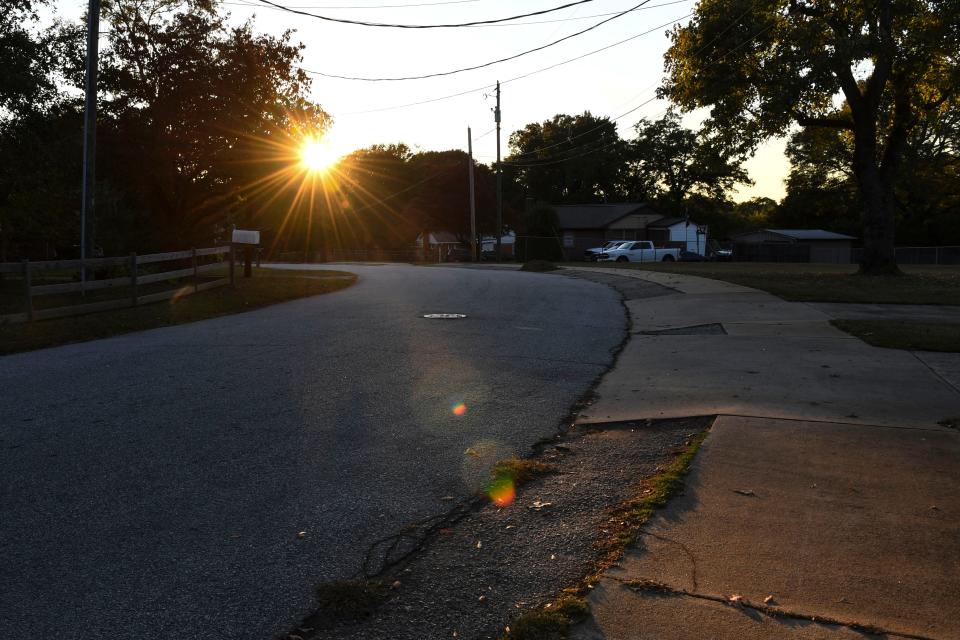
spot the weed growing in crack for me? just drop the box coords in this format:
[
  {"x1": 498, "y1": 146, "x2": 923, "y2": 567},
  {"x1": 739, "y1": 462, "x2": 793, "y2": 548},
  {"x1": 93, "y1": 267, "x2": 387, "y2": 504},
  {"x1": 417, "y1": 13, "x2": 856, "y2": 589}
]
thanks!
[
  {"x1": 504, "y1": 596, "x2": 589, "y2": 640},
  {"x1": 487, "y1": 457, "x2": 557, "y2": 506},
  {"x1": 313, "y1": 580, "x2": 387, "y2": 622}
]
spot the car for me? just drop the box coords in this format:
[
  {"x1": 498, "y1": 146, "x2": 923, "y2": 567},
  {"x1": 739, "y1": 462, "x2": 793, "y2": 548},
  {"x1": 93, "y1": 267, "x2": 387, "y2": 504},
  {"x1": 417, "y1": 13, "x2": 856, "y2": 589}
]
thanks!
[
  {"x1": 584, "y1": 241, "x2": 630, "y2": 261},
  {"x1": 710, "y1": 248, "x2": 733, "y2": 261},
  {"x1": 597, "y1": 240, "x2": 680, "y2": 263}
]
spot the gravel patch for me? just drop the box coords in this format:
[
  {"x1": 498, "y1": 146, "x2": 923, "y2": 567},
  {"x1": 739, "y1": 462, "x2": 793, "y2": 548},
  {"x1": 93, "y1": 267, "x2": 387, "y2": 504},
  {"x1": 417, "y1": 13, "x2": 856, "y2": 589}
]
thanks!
[
  {"x1": 559, "y1": 269, "x2": 677, "y2": 301},
  {"x1": 289, "y1": 416, "x2": 713, "y2": 640}
]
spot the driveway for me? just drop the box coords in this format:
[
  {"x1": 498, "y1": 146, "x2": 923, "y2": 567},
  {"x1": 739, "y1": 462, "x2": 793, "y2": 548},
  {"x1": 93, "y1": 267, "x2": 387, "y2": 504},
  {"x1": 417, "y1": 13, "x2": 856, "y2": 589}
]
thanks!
[{"x1": 0, "y1": 264, "x2": 624, "y2": 640}]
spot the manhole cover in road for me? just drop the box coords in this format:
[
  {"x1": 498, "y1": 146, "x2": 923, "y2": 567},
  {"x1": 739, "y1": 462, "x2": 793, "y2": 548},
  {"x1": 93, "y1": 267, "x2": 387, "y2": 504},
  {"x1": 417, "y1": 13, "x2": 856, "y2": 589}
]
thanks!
[{"x1": 423, "y1": 313, "x2": 468, "y2": 319}]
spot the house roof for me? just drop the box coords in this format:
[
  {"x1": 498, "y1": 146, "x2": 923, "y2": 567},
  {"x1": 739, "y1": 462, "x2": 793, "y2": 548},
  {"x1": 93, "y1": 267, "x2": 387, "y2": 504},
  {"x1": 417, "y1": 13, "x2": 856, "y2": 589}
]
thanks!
[
  {"x1": 430, "y1": 231, "x2": 460, "y2": 244},
  {"x1": 553, "y1": 203, "x2": 656, "y2": 229},
  {"x1": 737, "y1": 229, "x2": 857, "y2": 241},
  {"x1": 647, "y1": 216, "x2": 688, "y2": 229}
]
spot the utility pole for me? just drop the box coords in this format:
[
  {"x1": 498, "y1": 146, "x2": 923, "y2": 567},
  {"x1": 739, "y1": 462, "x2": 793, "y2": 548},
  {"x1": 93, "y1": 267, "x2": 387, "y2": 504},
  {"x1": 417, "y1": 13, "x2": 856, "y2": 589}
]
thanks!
[
  {"x1": 494, "y1": 81, "x2": 502, "y2": 262},
  {"x1": 80, "y1": 0, "x2": 101, "y2": 281},
  {"x1": 467, "y1": 127, "x2": 477, "y2": 261}
]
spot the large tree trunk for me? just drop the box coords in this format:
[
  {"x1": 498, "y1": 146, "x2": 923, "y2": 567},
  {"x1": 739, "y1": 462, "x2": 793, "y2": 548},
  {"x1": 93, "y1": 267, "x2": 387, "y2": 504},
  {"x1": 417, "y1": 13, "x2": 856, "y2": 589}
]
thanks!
[
  {"x1": 851, "y1": 122, "x2": 900, "y2": 275},
  {"x1": 854, "y1": 164, "x2": 899, "y2": 274}
]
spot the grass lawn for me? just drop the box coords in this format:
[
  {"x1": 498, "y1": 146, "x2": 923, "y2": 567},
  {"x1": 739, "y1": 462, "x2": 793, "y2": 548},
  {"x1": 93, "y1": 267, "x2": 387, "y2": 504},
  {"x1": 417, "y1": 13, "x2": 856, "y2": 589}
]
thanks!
[
  {"x1": 574, "y1": 262, "x2": 960, "y2": 305},
  {"x1": 0, "y1": 267, "x2": 356, "y2": 356},
  {"x1": 831, "y1": 319, "x2": 960, "y2": 353}
]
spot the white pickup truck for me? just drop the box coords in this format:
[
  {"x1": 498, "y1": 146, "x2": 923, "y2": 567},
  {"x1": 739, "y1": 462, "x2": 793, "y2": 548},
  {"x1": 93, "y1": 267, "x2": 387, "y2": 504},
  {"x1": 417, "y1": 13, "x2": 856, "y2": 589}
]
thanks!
[{"x1": 596, "y1": 240, "x2": 680, "y2": 263}]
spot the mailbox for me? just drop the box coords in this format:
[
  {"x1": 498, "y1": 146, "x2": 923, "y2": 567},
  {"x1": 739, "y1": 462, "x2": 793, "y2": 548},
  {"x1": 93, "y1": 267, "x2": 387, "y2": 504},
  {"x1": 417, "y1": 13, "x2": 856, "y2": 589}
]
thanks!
[
  {"x1": 232, "y1": 229, "x2": 260, "y2": 245},
  {"x1": 231, "y1": 229, "x2": 260, "y2": 278}
]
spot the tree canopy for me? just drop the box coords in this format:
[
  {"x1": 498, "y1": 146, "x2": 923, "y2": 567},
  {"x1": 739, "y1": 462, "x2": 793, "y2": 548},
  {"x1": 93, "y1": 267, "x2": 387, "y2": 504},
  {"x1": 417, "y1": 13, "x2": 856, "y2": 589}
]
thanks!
[
  {"x1": 506, "y1": 112, "x2": 626, "y2": 204},
  {"x1": 661, "y1": 0, "x2": 960, "y2": 273}
]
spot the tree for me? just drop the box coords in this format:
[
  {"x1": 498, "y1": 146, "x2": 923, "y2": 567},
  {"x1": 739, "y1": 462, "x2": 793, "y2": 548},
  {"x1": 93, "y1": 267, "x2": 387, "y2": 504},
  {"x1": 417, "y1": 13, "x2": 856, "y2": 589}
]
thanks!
[
  {"x1": 0, "y1": 2, "x2": 83, "y2": 260},
  {"x1": 661, "y1": 0, "x2": 960, "y2": 273},
  {"x1": 624, "y1": 109, "x2": 751, "y2": 204},
  {"x1": 506, "y1": 113, "x2": 627, "y2": 204},
  {"x1": 94, "y1": 0, "x2": 330, "y2": 250},
  {"x1": 777, "y1": 96, "x2": 960, "y2": 242},
  {"x1": 0, "y1": 0, "x2": 66, "y2": 117}
]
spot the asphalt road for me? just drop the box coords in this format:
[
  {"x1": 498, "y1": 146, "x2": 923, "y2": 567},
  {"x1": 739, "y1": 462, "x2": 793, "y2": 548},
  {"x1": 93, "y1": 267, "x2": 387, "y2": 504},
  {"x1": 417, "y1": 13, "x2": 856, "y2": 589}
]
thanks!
[{"x1": 0, "y1": 264, "x2": 624, "y2": 640}]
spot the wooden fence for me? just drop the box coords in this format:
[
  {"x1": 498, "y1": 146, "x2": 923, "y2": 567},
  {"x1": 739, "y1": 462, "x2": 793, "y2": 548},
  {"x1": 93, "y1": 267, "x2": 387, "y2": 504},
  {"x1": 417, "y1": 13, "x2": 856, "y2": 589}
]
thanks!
[{"x1": 0, "y1": 246, "x2": 235, "y2": 325}]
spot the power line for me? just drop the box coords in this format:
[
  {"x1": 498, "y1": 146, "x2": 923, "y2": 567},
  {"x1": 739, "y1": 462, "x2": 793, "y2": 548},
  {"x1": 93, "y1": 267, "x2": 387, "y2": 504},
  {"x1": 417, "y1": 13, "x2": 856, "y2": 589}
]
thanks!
[
  {"x1": 505, "y1": 5, "x2": 764, "y2": 161},
  {"x1": 229, "y1": 0, "x2": 485, "y2": 8},
  {"x1": 228, "y1": 0, "x2": 692, "y2": 26},
  {"x1": 249, "y1": 0, "x2": 600, "y2": 28},
  {"x1": 306, "y1": 0, "x2": 656, "y2": 81},
  {"x1": 327, "y1": 12, "x2": 687, "y2": 115},
  {"x1": 504, "y1": 21, "x2": 777, "y2": 167}
]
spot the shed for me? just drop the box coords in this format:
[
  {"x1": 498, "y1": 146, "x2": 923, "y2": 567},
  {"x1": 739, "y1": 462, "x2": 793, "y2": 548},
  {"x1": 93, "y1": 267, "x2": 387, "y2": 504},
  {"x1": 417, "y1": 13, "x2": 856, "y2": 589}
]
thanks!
[
  {"x1": 646, "y1": 217, "x2": 709, "y2": 254},
  {"x1": 732, "y1": 229, "x2": 856, "y2": 264}
]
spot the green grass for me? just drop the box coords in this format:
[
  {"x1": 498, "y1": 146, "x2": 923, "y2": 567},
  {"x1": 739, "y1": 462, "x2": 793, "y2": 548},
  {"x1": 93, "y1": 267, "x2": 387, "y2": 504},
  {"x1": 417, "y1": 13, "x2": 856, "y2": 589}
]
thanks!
[
  {"x1": 0, "y1": 268, "x2": 356, "y2": 355},
  {"x1": 832, "y1": 319, "x2": 960, "y2": 352},
  {"x1": 570, "y1": 262, "x2": 960, "y2": 305}
]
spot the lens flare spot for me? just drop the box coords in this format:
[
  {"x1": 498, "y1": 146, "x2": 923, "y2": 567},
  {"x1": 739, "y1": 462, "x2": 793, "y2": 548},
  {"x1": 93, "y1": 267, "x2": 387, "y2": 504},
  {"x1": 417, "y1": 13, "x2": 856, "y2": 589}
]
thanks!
[
  {"x1": 487, "y1": 475, "x2": 516, "y2": 507},
  {"x1": 452, "y1": 402, "x2": 467, "y2": 416}
]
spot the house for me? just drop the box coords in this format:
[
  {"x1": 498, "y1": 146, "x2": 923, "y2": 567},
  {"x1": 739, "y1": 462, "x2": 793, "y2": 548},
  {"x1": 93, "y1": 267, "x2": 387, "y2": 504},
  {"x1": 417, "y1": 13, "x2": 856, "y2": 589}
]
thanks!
[
  {"x1": 732, "y1": 229, "x2": 856, "y2": 263},
  {"x1": 554, "y1": 203, "x2": 661, "y2": 261},
  {"x1": 553, "y1": 203, "x2": 707, "y2": 260}
]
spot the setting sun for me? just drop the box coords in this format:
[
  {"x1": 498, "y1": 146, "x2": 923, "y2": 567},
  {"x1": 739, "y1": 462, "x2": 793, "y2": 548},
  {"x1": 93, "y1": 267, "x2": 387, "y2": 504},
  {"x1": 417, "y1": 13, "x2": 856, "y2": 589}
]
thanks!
[{"x1": 300, "y1": 138, "x2": 340, "y2": 173}]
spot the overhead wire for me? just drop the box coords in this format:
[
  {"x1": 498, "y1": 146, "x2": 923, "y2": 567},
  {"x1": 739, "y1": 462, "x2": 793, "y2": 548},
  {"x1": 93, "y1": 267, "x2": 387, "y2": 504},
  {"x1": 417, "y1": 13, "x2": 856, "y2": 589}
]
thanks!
[
  {"x1": 503, "y1": 5, "x2": 765, "y2": 164},
  {"x1": 326, "y1": 12, "x2": 689, "y2": 115},
  {"x1": 503, "y1": 19, "x2": 777, "y2": 167},
  {"x1": 226, "y1": 0, "x2": 691, "y2": 27},
  {"x1": 231, "y1": 0, "x2": 486, "y2": 8},
  {"x1": 248, "y1": 0, "x2": 601, "y2": 28},
  {"x1": 304, "y1": 0, "x2": 657, "y2": 81}
]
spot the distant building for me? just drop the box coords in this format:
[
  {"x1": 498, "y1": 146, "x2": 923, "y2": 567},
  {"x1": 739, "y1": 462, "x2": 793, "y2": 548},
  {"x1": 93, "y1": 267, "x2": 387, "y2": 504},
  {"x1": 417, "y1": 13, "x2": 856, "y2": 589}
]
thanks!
[
  {"x1": 732, "y1": 229, "x2": 857, "y2": 264},
  {"x1": 553, "y1": 203, "x2": 707, "y2": 260}
]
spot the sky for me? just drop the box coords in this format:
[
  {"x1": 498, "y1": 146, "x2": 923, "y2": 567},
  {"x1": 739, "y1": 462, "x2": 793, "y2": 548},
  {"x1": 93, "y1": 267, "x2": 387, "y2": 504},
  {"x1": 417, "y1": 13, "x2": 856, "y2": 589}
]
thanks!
[{"x1": 49, "y1": 0, "x2": 789, "y2": 202}]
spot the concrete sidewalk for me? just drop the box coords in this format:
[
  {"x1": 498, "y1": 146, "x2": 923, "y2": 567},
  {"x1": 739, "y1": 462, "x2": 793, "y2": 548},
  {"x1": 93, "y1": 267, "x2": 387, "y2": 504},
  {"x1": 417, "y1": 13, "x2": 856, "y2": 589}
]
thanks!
[{"x1": 564, "y1": 267, "x2": 960, "y2": 639}]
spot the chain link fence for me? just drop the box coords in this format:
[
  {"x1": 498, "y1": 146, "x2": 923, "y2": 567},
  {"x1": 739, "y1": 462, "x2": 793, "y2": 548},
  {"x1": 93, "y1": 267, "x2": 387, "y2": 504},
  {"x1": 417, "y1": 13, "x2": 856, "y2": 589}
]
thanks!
[{"x1": 852, "y1": 246, "x2": 960, "y2": 265}]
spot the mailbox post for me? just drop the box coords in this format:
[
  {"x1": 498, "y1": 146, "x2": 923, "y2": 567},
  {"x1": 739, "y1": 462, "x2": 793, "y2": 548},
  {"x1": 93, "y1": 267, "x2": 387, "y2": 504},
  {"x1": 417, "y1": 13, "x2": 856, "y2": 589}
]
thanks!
[{"x1": 231, "y1": 229, "x2": 261, "y2": 279}]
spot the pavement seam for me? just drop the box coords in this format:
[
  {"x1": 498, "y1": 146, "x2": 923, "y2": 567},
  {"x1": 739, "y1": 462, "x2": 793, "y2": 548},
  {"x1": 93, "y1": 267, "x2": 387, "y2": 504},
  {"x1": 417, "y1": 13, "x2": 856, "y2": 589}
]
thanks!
[
  {"x1": 636, "y1": 528, "x2": 698, "y2": 591},
  {"x1": 718, "y1": 412, "x2": 960, "y2": 433},
  {"x1": 608, "y1": 576, "x2": 938, "y2": 640},
  {"x1": 908, "y1": 351, "x2": 960, "y2": 397}
]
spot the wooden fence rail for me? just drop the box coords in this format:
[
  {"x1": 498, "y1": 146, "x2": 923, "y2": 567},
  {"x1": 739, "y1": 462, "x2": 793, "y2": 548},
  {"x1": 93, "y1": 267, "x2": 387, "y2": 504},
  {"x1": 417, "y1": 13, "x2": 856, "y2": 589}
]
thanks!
[{"x1": 0, "y1": 246, "x2": 235, "y2": 325}]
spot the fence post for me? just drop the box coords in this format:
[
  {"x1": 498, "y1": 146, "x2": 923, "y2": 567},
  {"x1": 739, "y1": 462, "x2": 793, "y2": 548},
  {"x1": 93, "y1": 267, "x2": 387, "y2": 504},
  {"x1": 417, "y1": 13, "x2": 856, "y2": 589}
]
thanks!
[
  {"x1": 130, "y1": 253, "x2": 138, "y2": 307},
  {"x1": 22, "y1": 259, "x2": 33, "y2": 321},
  {"x1": 191, "y1": 248, "x2": 199, "y2": 292},
  {"x1": 229, "y1": 245, "x2": 236, "y2": 287}
]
